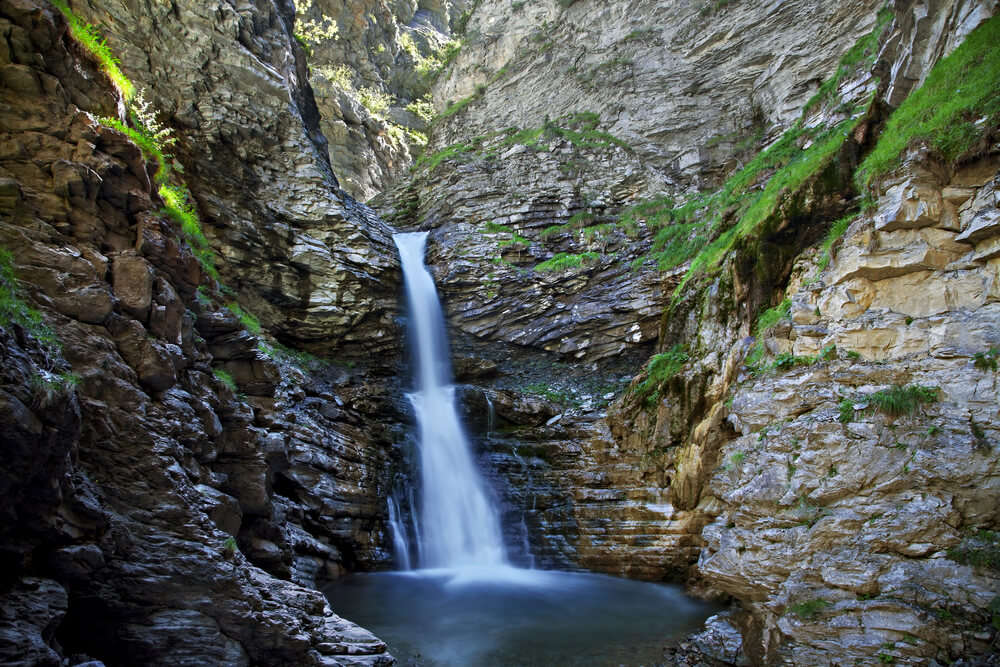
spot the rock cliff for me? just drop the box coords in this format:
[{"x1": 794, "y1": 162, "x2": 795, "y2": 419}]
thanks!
[
  {"x1": 379, "y1": 0, "x2": 1000, "y2": 663},
  {"x1": 0, "y1": 1, "x2": 405, "y2": 663}
]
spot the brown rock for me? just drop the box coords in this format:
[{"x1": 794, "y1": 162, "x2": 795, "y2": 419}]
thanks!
[{"x1": 111, "y1": 252, "x2": 153, "y2": 321}]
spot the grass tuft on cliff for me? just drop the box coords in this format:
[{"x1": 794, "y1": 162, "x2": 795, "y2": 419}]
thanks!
[
  {"x1": 868, "y1": 384, "x2": 938, "y2": 417},
  {"x1": 856, "y1": 15, "x2": 1000, "y2": 189},
  {"x1": 159, "y1": 185, "x2": 219, "y2": 281},
  {"x1": 0, "y1": 247, "x2": 59, "y2": 351},
  {"x1": 49, "y1": 0, "x2": 135, "y2": 101},
  {"x1": 632, "y1": 344, "x2": 689, "y2": 406}
]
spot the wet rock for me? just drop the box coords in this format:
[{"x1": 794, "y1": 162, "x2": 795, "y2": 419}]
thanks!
[
  {"x1": 0, "y1": 578, "x2": 68, "y2": 667},
  {"x1": 453, "y1": 356, "x2": 499, "y2": 380}
]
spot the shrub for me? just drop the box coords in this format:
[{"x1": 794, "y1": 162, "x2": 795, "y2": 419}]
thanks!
[
  {"x1": 946, "y1": 529, "x2": 1000, "y2": 571},
  {"x1": 973, "y1": 347, "x2": 999, "y2": 371},
  {"x1": 837, "y1": 398, "x2": 854, "y2": 424},
  {"x1": 358, "y1": 87, "x2": 393, "y2": 117}
]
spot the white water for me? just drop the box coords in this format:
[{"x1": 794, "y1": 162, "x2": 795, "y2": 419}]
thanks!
[
  {"x1": 386, "y1": 497, "x2": 412, "y2": 570},
  {"x1": 394, "y1": 232, "x2": 507, "y2": 569}
]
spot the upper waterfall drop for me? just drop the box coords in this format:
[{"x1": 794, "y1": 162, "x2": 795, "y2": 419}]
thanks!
[{"x1": 393, "y1": 232, "x2": 507, "y2": 569}]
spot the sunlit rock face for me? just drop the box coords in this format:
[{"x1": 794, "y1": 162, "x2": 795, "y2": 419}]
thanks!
[
  {"x1": 373, "y1": 0, "x2": 1000, "y2": 663},
  {"x1": 64, "y1": 0, "x2": 402, "y2": 355}
]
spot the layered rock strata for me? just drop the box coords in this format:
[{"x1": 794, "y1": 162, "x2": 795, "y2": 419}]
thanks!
[
  {"x1": 65, "y1": 0, "x2": 402, "y2": 353},
  {"x1": 0, "y1": 2, "x2": 404, "y2": 663}
]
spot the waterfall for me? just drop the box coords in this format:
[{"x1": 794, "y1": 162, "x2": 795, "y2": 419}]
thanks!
[
  {"x1": 386, "y1": 496, "x2": 412, "y2": 570},
  {"x1": 394, "y1": 232, "x2": 507, "y2": 569}
]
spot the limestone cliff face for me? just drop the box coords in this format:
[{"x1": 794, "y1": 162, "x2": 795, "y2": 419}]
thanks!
[
  {"x1": 3, "y1": 0, "x2": 1000, "y2": 664},
  {"x1": 0, "y1": 1, "x2": 404, "y2": 664},
  {"x1": 297, "y1": 0, "x2": 471, "y2": 200},
  {"x1": 379, "y1": 0, "x2": 1000, "y2": 663},
  {"x1": 65, "y1": 0, "x2": 401, "y2": 353}
]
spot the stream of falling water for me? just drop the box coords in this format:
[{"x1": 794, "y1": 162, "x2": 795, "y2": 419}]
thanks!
[
  {"x1": 324, "y1": 233, "x2": 721, "y2": 666},
  {"x1": 393, "y1": 231, "x2": 506, "y2": 569}
]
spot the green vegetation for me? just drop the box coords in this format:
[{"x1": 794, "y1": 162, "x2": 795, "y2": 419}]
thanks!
[
  {"x1": 868, "y1": 384, "x2": 938, "y2": 418},
  {"x1": 534, "y1": 252, "x2": 600, "y2": 272},
  {"x1": 730, "y1": 451, "x2": 745, "y2": 466},
  {"x1": 226, "y1": 302, "x2": 261, "y2": 335},
  {"x1": 415, "y1": 39, "x2": 462, "y2": 81},
  {"x1": 414, "y1": 113, "x2": 628, "y2": 176},
  {"x1": 804, "y1": 8, "x2": 892, "y2": 113},
  {"x1": 292, "y1": 0, "x2": 339, "y2": 47},
  {"x1": 788, "y1": 598, "x2": 831, "y2": 620},
  {"x1": 632, "y1": 344, "x2": 689, "y2": 405},
  {"x1": 358, "y1": 87, "x2": 393, "y2": 117},
  {"x1": 0, "y1": 247, "x2": 59, "y2": 350},
  {"x1": 222, "y1": 536, "x2": 239, "y2": 558},
  {"x1": 412, "y1": 141, "x2": 478, "y2": 172},
  {"x1": 815, "y1": 214, "x2": 855, "y2": 274},
  {"x1": 946, "y1": 528, "x2": 1000, "y2": 571},
  {"x1": 973, "y1": 347, "x2": 999, "y2": 371},
  {"x1": 213, "y1": 368, "x2": 237, "y2": 392},
  {"x1": 838, "y1": 398, "x2": 855, "y2": 424},
  {"x1": 52, "y1": 1, "x2": 233, "y2": 299},
  {"x1": 756, "y1": 298, "x2": 791, "y2": 335},
  {"x1": 522, "y1": 382, "x2": 575, "y2": 405},
  {"x1": 406, "y1": 97, "x2": 435, "y2": 123},
  {"x1": 259, "y1": 341, "x2": 327, "y2": 371},
  {"x1": 49, "y1": 0, "x2": 135, "y2": 100},
  {"x1": 159, "y1": 185, "x2": 218, "y2": 281},
  {"x1": 30, "y1": 371, "x2": 79, "y2": 402},
  {"x1": 317, "y1": 64, "x2": 353, "y2": 90},
  {"x1": 856, "y1": 15, "x2": 1000, "y2": 189},
  {"x1": 440, "y1": 88, "x2": 484, "y2": 119}
]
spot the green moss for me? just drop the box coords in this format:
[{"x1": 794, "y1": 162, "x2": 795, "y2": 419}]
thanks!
[
  {"x1": 856, "y1": 16, "x2": 1000, "y2": 189},
  {"x1": 225, "y1": 302, "x2": 261, "y2": 335},
  {"x1": 534, "y1": 252, "x2": 600, "y2": 272},
  {"x1": 213, "y1": 368, "x2": 237, "y2": 392},
  {"x1": 49, "y1": 0, "x2": 135, "y2": 100},
  {"x1": 788, "y1": 598, "x2": 830, "y2": 620},
  {"x1": 868, "y1": 384, "x2": 938, "y2": 417},
  {"x1": 0, "y1": 247, "x2": 59, "y2": 350}
]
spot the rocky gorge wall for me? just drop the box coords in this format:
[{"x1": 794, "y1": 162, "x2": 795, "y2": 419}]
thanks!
[
  {"x1": 0, "y1": 1, "x2": 413, "y2": 664},
  {"x1": 378, "y1": 0, "x2": 1000, "y2": 663},
  {"x1": 2, "y1": 0, "x2": 1000, "y2": 665}
]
